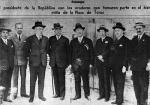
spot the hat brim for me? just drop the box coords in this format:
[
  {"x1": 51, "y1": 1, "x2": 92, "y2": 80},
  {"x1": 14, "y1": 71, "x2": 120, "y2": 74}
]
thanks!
[
  {"x1": 0, "y1": 28, "x2": 11, "y2": 32},
  {"x1": 52, "y1": 26, "x2": 63, "y2": 30},
  {"x1": 112, "y1": 26, "x2": 125, "y2": 31},
  {"x1": 134, "y1": 25, "x2": 145, "y2": 28},
  {"x1": 73, "y1": 27, "x2": 85, "y2": 31},
  {"x1": 97, "y1": 27, "x2": 108, "y2": 32},
  {"x1": 32, "y1": 25, "x2": 46, "y2": 29}
]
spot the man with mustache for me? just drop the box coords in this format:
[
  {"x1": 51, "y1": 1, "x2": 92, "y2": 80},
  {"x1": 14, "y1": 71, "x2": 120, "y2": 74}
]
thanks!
[
  {"x1": 130, "y1": 22, "x2": 150, "y2": 105},
  {"x1": 69, "y1": 23, "x2": 94, "y2": 100},
  {"x1": 47, "y1": 23, "x2": 69, "y2": 100},
  {"x1": 11, "y1": 23, "x2": 29, "y2": 99},
  {"x1": 25, "y1": 21, "x2": 48, "y2": 102},
  {"x1": 95, "y1": 25, "x2": 113, "y2": 102}
]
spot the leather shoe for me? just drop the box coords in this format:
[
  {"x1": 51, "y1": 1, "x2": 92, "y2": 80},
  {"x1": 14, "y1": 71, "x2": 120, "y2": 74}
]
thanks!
[
  {"x1": 97, "y1": 96, "x2": 104, "y2": 100},
  {"x1": 21, "y1": 94, "x2": 29, "y2": 98},
  {"x1": 14, "y1": 95, "x2": 17, "y2": 99},
  {"x1": 29, "y1": 98, "x2": 34, "y2": 103},
  {"x1": 60, "y1": 96, "x2": 65, "y2": 100},
  {"x1": 111, "y1": 101, "x2": 117, "y2": 104},
  {"x1": 39, "y1": 97, "x2": 46, "y2": 101},
  {"x1": 85, "y1": 96, "x2": 90, "y2": 100},
  {"x1": 72, "y1": 96, "x2": 81, "y2": 100},
  {"x1": 105, "y1": 98, "x2": 109, "y2": 102},
  {"x1": 53, "y1": 95, "x2": 60, "y2": 98},
  {"x1": 3, "y1": 99, "x2": 12, "y2": 102}
]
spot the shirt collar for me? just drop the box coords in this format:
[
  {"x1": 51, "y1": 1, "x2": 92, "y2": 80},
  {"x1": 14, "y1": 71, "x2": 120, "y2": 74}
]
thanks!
[{"x1": 1, "y1": 38, "x2": 7, "y2": 44}]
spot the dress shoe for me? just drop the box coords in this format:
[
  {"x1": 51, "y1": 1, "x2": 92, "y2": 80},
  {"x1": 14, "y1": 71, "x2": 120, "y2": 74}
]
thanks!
[
  {"x1": 39, "y1": 97, "x2": 46, "y2": 101},
  {"x1": 53, "y1": 95, "x2": 60, "y2": 98},
  {"x1": 60, "y1": 96, "x2": 65, "y2": 100},
  {"x1": 14, "y1": 95, "x2": 17, "y2": 99},
  {"x1": 29, "y1": 98, "x2": 34, "y2": 103},
  {"x1": 21, "y1": 94, "x2": 29, "y2": 98},
  {"x1": 85, "y1": 96, "x2": 90, "y2": 100},
  {"x1": 3, "y1": 99, "x2": 12, "y2": 102},
  {"x1": 97, "y1": 96, "x2": 104, "y2": 100},
  {"x1": 111, "y1": 101, "x2": 117, "y2": 104},
  {"x1": 72, "y1": 96, "x2": 81, "y2": 100},
  {"x1": 105, "y1": 98, "x2": 109, "y2": 102}
]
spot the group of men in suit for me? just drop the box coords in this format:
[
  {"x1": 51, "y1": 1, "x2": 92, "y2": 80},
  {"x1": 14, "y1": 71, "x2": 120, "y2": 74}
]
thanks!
[{"x1": 0, "y1": 20, "x2": 150, "y2": 105}]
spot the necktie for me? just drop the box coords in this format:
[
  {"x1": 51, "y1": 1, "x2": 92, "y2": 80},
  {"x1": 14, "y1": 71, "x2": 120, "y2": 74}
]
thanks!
[{"x1": 19, "y1": 35, "x2": 21, "y2": 41}]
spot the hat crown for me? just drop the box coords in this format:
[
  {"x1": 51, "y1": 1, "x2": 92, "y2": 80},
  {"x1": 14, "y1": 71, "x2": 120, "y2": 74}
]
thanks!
[
  {"x1": 115, "y1": 22, "x2": 123, "y2": 27},
  {"x1": 75, "y1": 23, "x2": 83, "y2": 28},
  {"x1": 34, "y1": 21, "x2": 43, "y2": 26},
  {"x1": 54, "y1": 23, "x2": 61, "y2": 28}
]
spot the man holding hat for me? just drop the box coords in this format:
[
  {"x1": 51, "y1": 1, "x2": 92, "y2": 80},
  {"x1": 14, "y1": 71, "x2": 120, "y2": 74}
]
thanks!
[
  {"x1": 69, "y1": 23, "x2": 94, "y2": 100},
  {"x1": 110, "y1": 22, "x2": 130, "y2": 105},
  {"x1": 25, "y1": 21, "x2": 48, "y2": 102},
  {"x1": 47, "y1": 23, "x2": 69, "y2": 100},
  {"x1": 94, "y1": 25, "x2": 113, "y2": 101},
  {"x1": 0, "y1": 26, "x2": 14, "y2": 102},
  {"x1": 130, "y1": 22, "x2": 150, "y2": 105}
]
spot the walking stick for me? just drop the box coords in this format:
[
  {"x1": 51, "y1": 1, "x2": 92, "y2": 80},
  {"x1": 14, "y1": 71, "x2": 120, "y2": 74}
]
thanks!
[{"x1": 51, "y1": 67, "x2": 54, "y2": 96}]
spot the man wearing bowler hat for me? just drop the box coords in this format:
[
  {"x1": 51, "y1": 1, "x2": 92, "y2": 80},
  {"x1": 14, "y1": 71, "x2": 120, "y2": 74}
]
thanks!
[
  {"x1": 69, "y1": 23, "x2": 94, "y2": 100},
  {"x1": 130, "y1": 22, "x2": 150, "y2": 105},
  {"x1": 0, "y1": 26, "x2": 14, "y2": 102},
  {"x1": 95, "y1": 25, "x2": 113, "y2": 101},
  {"x1": 25, "y1": 21, "x2": 48, "y2": 102},
  {"x1": 110, "y1": 22, "x2": 130, "y2": 105},
  {"x1": 47, "y1": 23, "x2": 69, "y2": 100}
]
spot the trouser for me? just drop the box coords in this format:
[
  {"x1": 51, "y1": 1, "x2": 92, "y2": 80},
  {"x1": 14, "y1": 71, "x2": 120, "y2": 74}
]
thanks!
[
  {"x1": 0, "y1": 67, "x2": 13, "y2": 100},
  {"x1": 29, "y1": 65, "x2": 46, "y2": 99},
  {"x1": 73, "y1": 66, "x2": 90, "y2": 97},
  {"x1": 112, "y1": 70, "x2": 125, "y2": 104},
  {"x1": 96, "y1": 61, "x2": 111, "y2": 99},
  {"x1": 52, "y1": 65, "x2": 66, "y2": 97},
  {"x1": 132, "y1": 71, "x2": 149, "y2": 105},
  {"x1": 12, "y1": 65, "x2": 27, "y2": 96}
]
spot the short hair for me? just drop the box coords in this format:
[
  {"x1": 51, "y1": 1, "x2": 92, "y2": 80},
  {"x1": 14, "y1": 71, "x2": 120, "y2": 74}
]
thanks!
[{"x1": 15, "y1": 22, "x2": 23, "y2": 28}]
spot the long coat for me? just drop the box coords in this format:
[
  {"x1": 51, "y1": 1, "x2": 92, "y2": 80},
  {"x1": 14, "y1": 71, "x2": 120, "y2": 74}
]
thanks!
[
  {"x1": 25, "y1": 35, "x2": 48, "y2": 67},
  {"x1": 11, "y1": 34, "x2": 27, "y2": 65},
  {"x1": 47, "y1": 35, "x2": 69, "y2": 68},
  {"x1": 130, "y1": 33, "x2": 150, "y2": 71},
  {"x1": 70, "y1": 37, "x2": 94, "y2": 67},
  {"x1": 109, "y1": 35, "x2": 130, "y2": 72},
  {"x1": 0, "y1": 38, "x2": 15, "y2": 70}
]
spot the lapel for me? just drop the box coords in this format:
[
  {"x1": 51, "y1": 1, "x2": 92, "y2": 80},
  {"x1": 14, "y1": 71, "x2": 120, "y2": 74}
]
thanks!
[
  {"x1": 77, "y1": 36, "x2": 85, "y2": 44},
  {"x1": 33, "y1": 35, "x2": 40, "y2": 46},
  {"x1": 0, "y1": 38, "x2": 9, "y2": 50}
]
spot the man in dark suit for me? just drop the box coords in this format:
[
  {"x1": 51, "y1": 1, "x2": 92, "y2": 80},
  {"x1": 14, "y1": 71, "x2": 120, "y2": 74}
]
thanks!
[
  {"x1": 130, "y1": 22, "x2": 150, "y2": 105},
  {"x1": 47, "y1": 23, "x2": 69, "y2": 100},
  {"x1": 110, "y1": 23, "x2": 130, "y2": 105},
  {"x1": 0, "y1": 27, "x2": 15, "y2": 102},
  {"x1": 95, "y1": 25, "x2": 113, "y2": 101},
  {"x1": 11, "y1": 23, "x2": 29, "y2": 99},
  {"x1": 69, "y1": 23, "x2": 94, "y2": 100},
  {"x1": 25, "y1": 21, "x2": 48, "y2": 102}
]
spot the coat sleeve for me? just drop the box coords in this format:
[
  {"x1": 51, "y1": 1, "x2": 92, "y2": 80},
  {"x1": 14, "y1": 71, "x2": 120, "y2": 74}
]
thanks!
[
  {"x1": 69, "y1": 40, "x2": 73, "y2": 65},
  {"x1": 24, "y1": 37, "x2": 31, "y2": 58},
  {"x1": 46, "y1": 37, "x2": 51, "y2": 57},
  {"x1": 65, "y1": 38, "x2": 70, "y2": 66}
]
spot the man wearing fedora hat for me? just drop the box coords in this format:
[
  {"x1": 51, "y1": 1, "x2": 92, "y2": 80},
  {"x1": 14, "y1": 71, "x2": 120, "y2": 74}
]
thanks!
[
  {"x1": 0, "y1": 27, "x2": 15, "y2": 102},
  {"x1": 110, "y1": 22, "x2": 130, "y2": 105},
  {"x1": 25, "y1": 21, "x2": 48, "y2": 102},
  {"x1": 94, "y1": 25, "x2": 113, "y2": 101},
  {"x1": 47, "y1": 23, "x2": 69, "y2": 100},
  {"x1": 130, "y1": 22, "x2": 150, "y2": 105},
  {"x1": 69, "y1": 23, "x2": 94, "y2": 100}
]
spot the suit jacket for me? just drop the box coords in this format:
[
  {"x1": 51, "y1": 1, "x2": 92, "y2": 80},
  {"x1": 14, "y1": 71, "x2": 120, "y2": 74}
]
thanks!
[
  {"x1": 11, "y1": 34, "x2": 27, "y2": 65},
  {"x1": 47, "y1": 35, "x2": 69, "y2": 68},
  {"x1": 70, "y1": 36, "x2": 94, "y2": 67},
  {"x1": 130, "y1": 33, "x2": 150, "y2": 71},
  {"x1": 95, "y1": 36, "x2": 113, "y2": 65},
  {"x1": 25, "y1": 35, "x2": 48, "y2": 67},
  {"x1": 0, "y1": 38, "x2": 15, "y2": 70},
  {"x1": 109, "y1": 36, "x2": 130, "y2": 72}
]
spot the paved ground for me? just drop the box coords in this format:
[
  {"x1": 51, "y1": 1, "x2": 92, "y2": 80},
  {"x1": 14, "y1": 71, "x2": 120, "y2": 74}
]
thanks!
[{"x1": 1, "y1": 65, "x2": 150, "y2": 105}]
